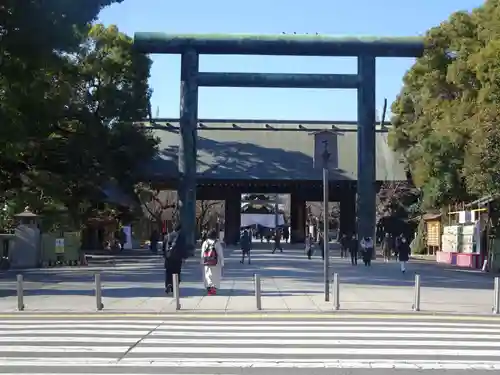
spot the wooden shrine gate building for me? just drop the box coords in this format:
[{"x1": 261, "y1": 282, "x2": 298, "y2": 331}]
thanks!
[{"x1": 139, "y1": 118, "x2": 409, "y2": 245}]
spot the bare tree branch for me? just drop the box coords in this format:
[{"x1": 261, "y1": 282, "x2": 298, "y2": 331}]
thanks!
[
  {"x1": 196, "y1": 200, "x2": 223, "y2": 230},
  {"x1": 135, "y1": 184, "x2": 178, "y2": 229},
  {"x1": 376, "y1": 181, "x2": 420, "y2": 220}
]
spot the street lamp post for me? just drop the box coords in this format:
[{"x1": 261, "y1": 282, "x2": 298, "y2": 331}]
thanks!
[{"x1": 322, "y1": 140, "x2": 330, "y2": 302}]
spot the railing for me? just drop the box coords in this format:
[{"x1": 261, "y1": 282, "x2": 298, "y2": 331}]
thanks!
[{"x1": 12, "y1": 272, "x2": 500, "y2": 314}]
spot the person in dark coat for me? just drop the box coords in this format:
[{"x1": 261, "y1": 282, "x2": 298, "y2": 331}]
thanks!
[
  {"x1": 150, "y1": 229, "x2": 159, "y2": 254},
  {"x1": 339, "y1": 234, "x2": 349, "y2": 258},
  {"x1": 394, "y1": 234, "x2": 404, "y2": 259},
  {"x1": 272, "y1": 229, "x2": 283, "y2": 254},
  {"x1": 348, "y1": 234, "x2": 358, "y2": 265},
  {"x1": 397, "y1": 236, "x2": 411, "y2": 273},
  {"x1": 360, "y1": 236, "x2": 374, "y2": 266},
  {"x1": 164, "y1": 224, "x2": 185, "y2": 294},
  {"x1": 240, "y1": 229, "x2": 252, "y2": 264},
  {"x1": 283, "y1": 227, "x2": 290, "y2": 243},
  {"x1": 318, "y1": 232, "x2": 325, "y2": 260}
]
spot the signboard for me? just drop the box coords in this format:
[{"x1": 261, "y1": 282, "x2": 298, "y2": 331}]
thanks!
[
  {"x1": 312, "y1": 130, "x2": 338, "y2": 170},
  {"x1": 55, "y1": 238, "x2": 65, "y2": 254},
  {"x1": 426, "y1": 221, "x2": 441, "y2": 247}
]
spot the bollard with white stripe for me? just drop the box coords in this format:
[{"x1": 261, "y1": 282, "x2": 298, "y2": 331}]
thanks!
[
  {"x1": 95, "y1": 273, "x2": 104, "y2": 311},
  {"x1": 333, "y1": 272, "x2": 340, "y2": 310},
  {"x1": 16, "y1": 274, "x2": 24, "y2": 311},
  {"x1": 412, "y1": 273, "x2": 421, "y2": 312},
  {"x1": 254, "y1": 273, "x2": 262, "y2": 310},
  {"x1": 173, "y1": 273, "x2": 180, "y2": 310},
  {"x1": 493, "y1": 277, "x2": 500, "y2": 314}
]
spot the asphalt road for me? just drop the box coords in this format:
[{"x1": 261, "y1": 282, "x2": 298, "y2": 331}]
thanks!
[{"x1": 0, "y1": 313, "x2": 499, "y2": 374}]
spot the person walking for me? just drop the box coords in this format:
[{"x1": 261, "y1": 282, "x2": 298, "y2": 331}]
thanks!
[
  {"x1": 318, "y1": 232, "x2": 325, "y2": 260},
  {"x1": 397, "y1": 236, "x2": 411, "y2": 273},
  {"x1": 360, "y1": 236, "x2": 374, "y2": 266},
  {"x1": 272, "y1": 228, "x2": 283, "y2": 254},
  {"x1": 149, "y1": 229, "x2": 159, "y2": 254},
  {"x1": 164, "y1": 224, "x2": 185, "y2": 295},
  {"x1": 265, "y1": 229, "x2": 271, "y2": 243},
  {"x1": 305, "y1": 233, "x2": 315, "y2": 260},
  {"x1": 162, "y1": 228, "x2": 176, "y2": 258},
  {"x1": 339, "y1": 233, "x2": 349, "y2": 258},
  {"x1": 394, "y1": 233, "x2": 404, "y2": 260},
  {"x1": 283, "y1": 227, "x2": 290, "y2": 244},
  {"x1": 382, "y1": 233, "x2": 392, "y2": 262},
  {"x1": 348, "y1": 234, "x2": 358, "y2": 265},
  {"x1": 201, "y1": 229, "x2": 225, "y2": 295},
  {"x1": 240, "y1": 229, "x2": 252, "y2": 264}
]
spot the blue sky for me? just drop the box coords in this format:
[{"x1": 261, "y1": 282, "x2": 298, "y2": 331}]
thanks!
[{"x1": 98, "y1": 0, "x2": 482, "y2": 121}]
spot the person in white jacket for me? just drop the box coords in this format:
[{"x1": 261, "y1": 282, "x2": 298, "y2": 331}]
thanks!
[{"x1": 201, "y1": 229, "x2": 225, "y2": 295}]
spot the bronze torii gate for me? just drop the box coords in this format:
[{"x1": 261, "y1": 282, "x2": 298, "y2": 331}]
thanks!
[{"x1": 134, "y1": 33, "x2": 424, "y2": 252}]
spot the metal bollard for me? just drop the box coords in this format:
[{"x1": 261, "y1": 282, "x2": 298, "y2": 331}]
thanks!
[
  {"x1": 333, "y1": 273, "x2": 340, "y2": 310},
  {"x1": 173, "y1": 273, "x2": 180, "y2": 310},
  {"x1": 16, "y1": 274, "x2": 24, "y2": 311},
  {"x1": 95, "y1": 273, "x2": 104, "y2": 311},
  {"x1": 493, "y1": 277, "x2": 500, "y2": 314},
  {"x1": 254, "y1": 273, "x2": 262, "y2": 310},
  {"x1": 412, "y1": 274, "x2": 421, "y2": 312}
]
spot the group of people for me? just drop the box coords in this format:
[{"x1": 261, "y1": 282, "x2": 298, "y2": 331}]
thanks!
[
  {"x1": 336, "y1": 232, "x2": 411, "y2": 272},
  {"x1": 380, "y1": 233, "x2": 411, "y2": 272},
  {"x1": 307, "y1": 233, "x2": 374, "y2": 266},
  {"x1": 160, "y1": 225, "x2": 288, "y2": 297},
  {"x1": 159, "y1": 225, "x2": 412, "y2": 298},
  {"x1": 336, "y1": 234, "x2": 375, "y2": 266},
  {"x1": 159, "y1": 225, "x2": 225, "y2": 296},
  {"x1": 237, "y1": 226, "x2": 282, "y2": 263},
  {"x1": 254, "y1": 225, "x2": 290, "y2": 244}
]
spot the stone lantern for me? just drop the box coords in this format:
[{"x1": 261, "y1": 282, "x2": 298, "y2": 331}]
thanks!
[
  {"x1": 14, "y1": 207, "x2": 40, "y2": 227},
  {"x1": 10, "y1": 207, "x2": 41, "y2": 268}
]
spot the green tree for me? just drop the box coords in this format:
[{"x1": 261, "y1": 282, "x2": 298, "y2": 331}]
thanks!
[
  {"x1": 2, "y1": 8, "x2": 158, "y2": 229},
  {"x1": 30, "y1": 24, "x2": 158, "y2": 228},
  {"x1": 0, "y1": 1, "x2": 123, "y2": 194},
  {"x1": 390, "y1": 1, "x2": 500, "y2": 208}
]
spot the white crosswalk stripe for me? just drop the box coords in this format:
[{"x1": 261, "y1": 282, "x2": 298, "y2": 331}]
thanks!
[{"x1": 0, "y1": 315, "x2": 499, "y2": 372}]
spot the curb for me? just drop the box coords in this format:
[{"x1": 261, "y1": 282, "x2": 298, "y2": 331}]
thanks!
[{"x1": 1, "y1": 311, "x2": 500, "y2": 321}]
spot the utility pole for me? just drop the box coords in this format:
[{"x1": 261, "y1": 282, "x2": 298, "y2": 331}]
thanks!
[
  {"x1": 274, "y1": 193, "x2": 279, "y2": 229},
  {"x1": 322, "y1": 140, "x2": 331, "y2": 301}
]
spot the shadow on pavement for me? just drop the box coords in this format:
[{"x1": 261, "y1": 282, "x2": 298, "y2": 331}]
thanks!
[
  {"x1": 223, "y1": 247, "x2": 496, "y2": 290},
  {"x1": 0, "y1": 245, "x2": 496, "y2": 300}
]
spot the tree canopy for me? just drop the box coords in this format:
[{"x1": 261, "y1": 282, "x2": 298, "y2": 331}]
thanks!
[
  {"x1": 0, "y1": 1, "x2": 159, "y2": 231},
  {"x1": 390, "y1": 0, "x2": 500, "y2": 209}
]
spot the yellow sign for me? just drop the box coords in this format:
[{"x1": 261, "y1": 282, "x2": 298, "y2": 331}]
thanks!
[{"x1": 55, "y1": 238, "x2": 65, "y2": 254}]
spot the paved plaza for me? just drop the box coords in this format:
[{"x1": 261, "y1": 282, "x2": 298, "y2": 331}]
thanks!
[{"x1": 0, "y1": 243, "x2": 498, "y2": 314}]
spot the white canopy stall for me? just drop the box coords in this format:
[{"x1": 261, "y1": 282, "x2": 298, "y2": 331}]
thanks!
[{"x1": 241, "y1": 214, "x2": 285, "y2": 228}]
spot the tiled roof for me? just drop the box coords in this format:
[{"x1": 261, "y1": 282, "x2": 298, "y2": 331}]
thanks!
[{"x1": 140, "y1": 119, "x2": 407, "y2": 182}]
